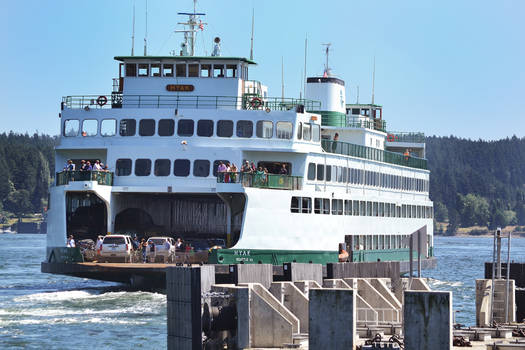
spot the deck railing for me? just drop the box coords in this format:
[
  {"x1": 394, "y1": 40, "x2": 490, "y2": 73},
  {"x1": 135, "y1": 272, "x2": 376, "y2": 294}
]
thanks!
[
  {"x1": 62, "y1": 94, "x2": 321, "y2": 111},
  {"x1": 56, "y1": 171, "x2": 114, "y2": 186},
  {"x1": 346, "y1": 117, "x2": 387, "y2": 132},
  {"x1": 217, "y1": 172, "x2": 303, "y2": 190},
  {"x1": 386, "y1": 132, "x2": 425, "y2": 143},
  {"x1": 321, "y1": 140, "x2": 428, "y2": 170}
]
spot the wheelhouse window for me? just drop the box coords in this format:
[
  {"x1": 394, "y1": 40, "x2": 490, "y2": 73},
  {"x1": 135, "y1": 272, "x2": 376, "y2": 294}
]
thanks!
[
  {"x1": 316, "y1": 164, "x2": 324, "y2": 181},
  {"x1": 101, "y1": 119, "x2": 116, "y2": 136},
  {"x1": 193, "y1": 160, "x2": 210, "y2": 177},
  {"x1": 177, "y1": 119, "x2": 194, "y2": 136},
  {"x1": 119, "y1": 119, "x2": 136, "y2": 136},
  {"x1": 151, "y1": 64, "x2": 161, "y2": 77},
  {"x1": 213, "y1": 64, "x2": 225, "y2": 77},
  {"x1": 256, "y1": 121, "x2": 273, "y2": 138},
  {"x1": 138, "y1": 64, "x2": 149, "y2": 77},
  {"x1": 312, "y1": 124, "x2": 320, "y2": 142},
  {"x1": 163, "y1": 64, "x2": 174, "y2": 77},
  {"x1": 236, "y1": 120, "x2": 253, "y2": 138},
  {"x1": 139, "y1": 119, "x2": 155, "y2": 136},
  {"x1": 116, "y1": 159, "x2": 132, "y2": 176},
  {"x1": 217, "y1": 120, "x2": 233, "y2": 137},
  {"x1": 307, "y1": 163, "x2": 315, "y2": 180},
  {"x1": 64, "y1": 119, "x2": 79, "y2": 137},
  {"x1": 154, "y1": 159, "x2": 171, "y2": 176},
  {"x1": 135, "y1": 159, "x2": 151, "y2": 176},
  {"x1": 125, "y1": 64, "x2": 137, "y2": 77},
  {"x1": 226, "y1": 64, "x2": 237, "y2": 78},
  {"x1": 174, "y1": 159, "x2": 190, "y2": 177},
  {"x1": 188, "y1": 64, "x2": 199, "y2": 77},
  {"x1": 200, "y1": 64, "x2": 211, "y2": 78},
  {"x1": 197, "y1": 120, "x2": 214, "y2": 137},
  {"x1": 176, "y1": 64, "x2": 186, "y2": 77},
  {"x1": 302, "y1": 123, "x2": 311, "y2": 141},
  {"x1": 276, "y1": 122, "x2": 293, "y2": 139},
  {"x1": 82, "y1": 119, "x2": 98, "y2": 137},
  {"x1": 158, "y1": 119, "x2": 175, "y2": 136}
]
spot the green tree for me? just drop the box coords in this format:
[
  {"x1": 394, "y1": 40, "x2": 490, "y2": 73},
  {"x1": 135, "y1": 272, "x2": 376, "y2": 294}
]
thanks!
[
  {"x1": 434, "y1": 201, "x2": 448, "y2": 222},
  {"x1": 458, "y1": 194, "x2": 490, "y2": 227},
  {"x1": 5, "y1": 189, "x2": 32, "y2": 216}
]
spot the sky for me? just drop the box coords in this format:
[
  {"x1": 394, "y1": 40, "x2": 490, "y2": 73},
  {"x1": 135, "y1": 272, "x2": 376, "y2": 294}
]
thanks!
[{"x1": 1, "y1": 0, "x2": 524, "y2": 140}]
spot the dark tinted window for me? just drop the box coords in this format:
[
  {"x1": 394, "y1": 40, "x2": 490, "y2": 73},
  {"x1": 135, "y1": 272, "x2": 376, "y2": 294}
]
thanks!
[
  {"x1": 236, "y1": 120, "x2": 253, "y2": 138},
  {"x1": 103, "y1": 236, "x2": 126, "y2": 244},
  {"x1": 125, "y1": 64, "x2": 137, "y2": 77},
  {"x1": 307, "y1": 163, "x2": 316, "y2": 180},
  {"x1": 116, "y1": 159, "x2": 132, "y2": 176},
  {"x1": 154, "y1": 159, "x2": 171, "y2": 176},
  {"x1": 197, "y1": 120, "x2": 214, "y2": 137},
  {"x1": 139, "y1": 119, "x2": 155, "y2": 136},
  {"x1": 174, "y1": 159, "x2": 190, "y2": 177},
  {"x1": 177, "y1": 120, "x2": 194, "y2": 136},
  {"x1": 158, "y1": 119, "x2": 175, "y2": 136},
  {"x1": 213, "y1": 160, "x2": 229, "y2": 177},
  {"x1": 193, "y1": 160, "x2": 210, "y2": 177},
  {"x1": 135, "y1": 159, "x2": 151, "y2": 176},
  {"x1": 316, "y1": 164, "x2": 324, "y2": 181},
  {"x1": 119, "y1": 119, "x2": 136, "y2": 136},
  {"x1": 217, "y1": 120, "x2": 233, "y2": 137},
  {"x1": 326, "y1": 165, "x2": 332, "y2": 181}
]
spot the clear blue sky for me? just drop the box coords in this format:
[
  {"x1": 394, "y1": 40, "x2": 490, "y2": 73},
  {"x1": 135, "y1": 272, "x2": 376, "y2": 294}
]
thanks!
[{"x1": 2, "y1": 0, "x2": 524, "y2": 140}]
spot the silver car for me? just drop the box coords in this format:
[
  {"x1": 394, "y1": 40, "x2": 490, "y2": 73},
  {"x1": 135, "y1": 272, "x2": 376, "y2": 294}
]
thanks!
[
  {"x1": 146, "y1": 237, "x2": 176, "y2": 263},
  {"x1": 100, "y1": 235, "x2": 133, "y2": 262}
]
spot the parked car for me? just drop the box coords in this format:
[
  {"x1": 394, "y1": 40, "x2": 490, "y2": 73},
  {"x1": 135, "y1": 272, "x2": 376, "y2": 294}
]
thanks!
[
  {"x1": 146, "y1": 237, "x2": 176, "y2": 263},
  {"x1": 99, "y1": 235, "x2": 133, "y2": 262}
]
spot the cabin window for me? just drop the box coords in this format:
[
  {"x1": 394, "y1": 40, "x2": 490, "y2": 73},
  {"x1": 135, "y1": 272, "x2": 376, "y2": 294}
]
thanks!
[
  {"x1": 316, "y1": 164, "x2": 324, "y2": 181},
  {"x1": 154, "y1": 159, "x2": 171, "y2": 176},
  {"x1": 353, "y1": 200, "x2": 359, "y2": 216},
  {"x1": 139, "y1": 119, "x2": 155, "y2": 136},
  {"x1": 325, "y1": 165, "x2": 332, "y2": 182},
  {"x1": 188, "y1": 64, "x2": 199, "y2": 77},
  {"x1": 297, "y1": 122, "x2": 302, "y2": 140},
  {"x1": 177, "y1": 119, "x2": 194, "y2": 136},
  {"x1": 276, "y1": 122, "x2": 292, "y2": 139},
  {"x1": 226, "y1": 64, "x2": 237, "y2": 78},
  {"x1": 236, "y1": 120, "x2": 253, "y2": 138},
  {"x1": 135, "y1": 159, "x2": 151, "y2": 176},
  {"x1": 360, "y1": 201, "x2": 366, "y2": 216},
  {"x1": 391, "y1": 204, "x2": 396, "y2": 218},
  {"x1": 332, "y1": 199, "x2": 343, "y2": 215},
  {"x1": 101, "y1": 119, "x2": 116, "y2": 136},
  {"x1": 314, "y1": 198, "x2": 330, "y2": 214},
  {"x1": 119, "y1": 119, "x2": 136, "y2": 136},
  {"x1": 311, "y1": 124, "x2": 320, "y2": 142},
  {"x1": 151, "y1": 64, "x2": 161, "y2": 77},
  {"x1": 158, "y1": 119, "x2": 175, "y2": 136},
  {"x1": 174, "y1": 159, "x2": 190, "y2": 177},
  {"x1": 379, "y1": 202, "x2": 385, "y2": 217},
  {"x1": 307, "y1": 163, "x2": 315, "y2": 180},
  {"x1": 344, "y1": 200, "x2": 352, "y2": 215},
  {"x1": 64, "y1": 119, "x2": 79, "y2": 137},
  {"x1": 217, "y1": 120, "x2": 233, "y2": 137},
  {"x1": 176, "y1": 64, "x2": 186, "y2": 77},
  {"x1": 302, "y1": 197, "x2": 312, "y2": 213},
  {"x1": 193, "y1": 160, "x2": 210, "y2": 177},
  {"x1": 373, "y1": 202, "x2": 378, "y2": 216},
  {"x1": 82, "y1": 119, "x2": 98, "y2": 137},
  {"x1": 163, "y1": 64, "x2": 174, "y2": 77},
  {"x1": 323, "y1": 199, "x2": 330, "y2": 214},
  {"x1": 342, "y1": 167, "x2": 348, "y2": 183},
  {"x1": 291, "y1": 197, "x2": 300, "y2": 213},
  {"x1": 138, "y1": 64, "x2": 149, "y2": 77},
  {"x1": 213, "y1": 64, "x2": 225, "y2": 77},
  {"x1": 256, "y1": 121, "x2": 273, "y2": 138},
  {"x1": 116, "y1": 159, "x2": 132, "y2": 176},
  {"x1": 125, "y1": 64, "x2": 137, "y2": 77},
  {"x1": 200, "y1": 64, "x2": 211, "y2": 78},
  {"x1": 197, "y1": 120, "x2": 214, "y2": 137},
  {"x1": 367, "y1": 201, "x2": 372, "y2": 216},
  {"x1": 213, "y1": 160, "x2": 229, "y2": 177},
  {"x1": 351, "y1": 108, "x2": 359, "y2": 115},
  {"x1": 302, "y1": 123, "x2": 311, "y2": 141}
]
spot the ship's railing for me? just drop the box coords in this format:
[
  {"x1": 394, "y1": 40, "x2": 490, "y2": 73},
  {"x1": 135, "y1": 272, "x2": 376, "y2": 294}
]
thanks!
[
  {"x1": 217, "y1": 172, "x2": 303, "y2": 190},
  {"x1": 321, "y1": 140, "x2": 428, "y2": 170},
  {"x1": 386, "y1": 132, "x2": 425, "y2": 143},
  {"x1": 56, "y1": 171, "x2": 114, "y2": 186},
  {"x1": 62, "y1": 94, "x2": 321, "y2": 111},
  {"x1": 346, "y1": 117, "x2": 387, "y2": 132}
]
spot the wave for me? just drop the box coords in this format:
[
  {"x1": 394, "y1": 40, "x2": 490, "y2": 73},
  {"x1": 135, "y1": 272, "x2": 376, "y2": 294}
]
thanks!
[
  {"x1": 427, "y1": 277, "x2": 464, "y2": 288},
  {"x1": 0, "y1": 317, "x2": 149, "y2": 326},
  {"x1": 13, "y1": 290, "x2": 165, "y2": 303}
]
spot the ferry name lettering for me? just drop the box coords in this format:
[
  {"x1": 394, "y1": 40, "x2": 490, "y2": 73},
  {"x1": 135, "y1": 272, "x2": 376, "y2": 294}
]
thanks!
[{"x1": 233, "y1": 250, "x2": 251, "y2": 256}]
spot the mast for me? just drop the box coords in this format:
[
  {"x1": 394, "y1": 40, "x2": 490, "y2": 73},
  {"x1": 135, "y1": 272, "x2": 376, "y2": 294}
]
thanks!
[
  {"x1": 131, "y1": 0, "x2": 135, "y2": 56},
  {"x1": 176, "y1": 0, "x2": 206, "y2": 56},
  {"x1": 281, "y1": 56, "x2": 285, "y2": 102},
  {"x1": 303, "y1": 35, "x2": 308, "y2": 98},
  {"x1": 371, "y1": 56, "x2": 376, "y2": 104},
  {"x1": 322, "y1": 43, "x2": 331, "y2": 76},
  {"x1": 143, "y1": 0, "x2": 148, "y2": 56},
  {"x1": 250, "y1": 8, "x2": 255, "y2": 60}
]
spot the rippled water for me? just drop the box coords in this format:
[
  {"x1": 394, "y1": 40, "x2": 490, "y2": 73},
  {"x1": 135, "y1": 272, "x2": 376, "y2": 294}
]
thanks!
[{"x1": 0, "y1": 234, "x2": 523, "y2": 348}]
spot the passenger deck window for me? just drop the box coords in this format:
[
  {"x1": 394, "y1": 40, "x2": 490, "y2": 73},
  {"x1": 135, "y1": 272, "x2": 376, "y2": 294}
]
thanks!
[
  {"x1": 217, "y1": 120, "x2": 233, "y2": 137},
  {"x1": 316, "y1": 164, "x2": 324, "y2": 181},
  {"x1": 163, "y1": 64, "x2": 174, "y2": 77},
  {"x1": 135, "y1": 159, "x2": 151, "y2": 176},
  {"x1": 64, "y1": 119, "x2": 79, "y2": 137},
  {"x1": 158, "y1": 119, "x2": 175, "y2": 136},
  {"x1": 302, "y1": 123, "x2": 311, "y2": 141},
  {"x1": 307, "y1": 163, "x2": 316, "y2": 180},
  {"x1": 256, "y1": 121, "x2": 273, "y2": 138},
  {"x1": 302, "y1": 197, "x2": 312, "y2": 213},
  {"x1": 188, "y1": 64, "x2": 199, "y2": 77},
  {"x1": 193, "y1": 160, "x2": 210, "y2": 177},
  {"x1": 174, "y1": 159, "x2": 190, "y2": 177},
  {"x1": 125, "y1": 64, "x2": 137, "y2": 77},
  {"x1": 201, "y1": 64, "x2": 211, "y2": 77},
  {"x1": 101, "y1": 119, "x2": 116, "y2": 136},
  {"x1": 276, "y1": 122, "x2": 293, "y2": 139},
  {"x1": 119, "y1": 119, "x2": 136, "y2": 136},
  {"x1": 139, "y1": 119, "x2": 155, "y2": 136},
  {"x1": 236, "y1": 120, "x2": 253, "y2": 138},
  {"x1": 82, "y1": 119, "x2": 98, "y2": 137},
  {"x1": 138, "y1": 64, "x2": 149, "y2": 77},
  {"x1": 297, "y1": 122, "x2": 302, "y2": 140},
  {"x1": 177, "y1": 119, "x2": 194, "y2": 136},
  {"x1": 291, "y1": 197, "x2": 300, "y2": 213},
  {"x1": 197, "y1": 120, "x2": 214, "y2": 137},
  {"x1": 154, "y1": 159, "x2": 171, "y2": 176},
  {"x1": 176, "y1": 64, "x2": 186, "y2": 77},
  {"x1": 312, "y1": 124, "x2": 320, "y2": 142},
  {"x1": 116, "y1": 159, "x2": 132, "y2": 176},
  {"x1": 151, "y1": 64, "x2": 161, "y2": 77}
]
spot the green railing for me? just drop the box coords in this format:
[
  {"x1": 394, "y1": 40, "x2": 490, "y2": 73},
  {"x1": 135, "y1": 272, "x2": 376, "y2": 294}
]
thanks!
[
  {"x1": 321, "y1": 140, "x2": 428, "y2": 170},
  {"x1": 346, "y1": 117, "x2": 387, "y2": 132},
  {"x1": 56, "y1": 171, "x2": 114, "y2": 186},
  {"x1": 62, "y1": 94, "x2": 321, "y2": 112},
  {"x1": 386, "y1": 132, "x2": 425, "y2": 143},
  {"x1": 217, "y1": 172, "x2": 303, "y2": 190}
]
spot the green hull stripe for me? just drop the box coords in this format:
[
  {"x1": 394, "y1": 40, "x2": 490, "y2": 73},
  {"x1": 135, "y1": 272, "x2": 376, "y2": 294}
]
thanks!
[{"x1": 208, "y1": 249, "x2": 338, "y2": 265}]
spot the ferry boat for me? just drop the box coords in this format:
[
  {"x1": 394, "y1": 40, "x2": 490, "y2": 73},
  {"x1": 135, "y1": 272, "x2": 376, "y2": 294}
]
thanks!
[{"x1": 44, "y1": 3, "x2": 434, "y2": 268}]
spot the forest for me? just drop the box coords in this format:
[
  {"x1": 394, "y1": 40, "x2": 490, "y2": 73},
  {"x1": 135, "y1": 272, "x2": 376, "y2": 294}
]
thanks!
[{"x1": 0, "y1": 132, "x2": 525, "y2": 235}]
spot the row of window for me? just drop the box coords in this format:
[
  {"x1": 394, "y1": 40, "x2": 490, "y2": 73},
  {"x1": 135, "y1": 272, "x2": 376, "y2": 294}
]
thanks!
[
  {"x1": 291, "y1": 196, "x2": 434, "y2": 219},
  {"x1": 307, "y1": 163, "x2": 429, "y2": 193},
  {"x1": 116, "y1": 158, "x2": 231, "y2": 178},
  {"x1": 63, "y1": 118, "x2": 309, "y2": 141},
  {"x1": 351, "y1": 234, "x2": 424, "y2": 251},
  {"x1": 124, "y1": 62, "x2": 246, "y2": 79}
]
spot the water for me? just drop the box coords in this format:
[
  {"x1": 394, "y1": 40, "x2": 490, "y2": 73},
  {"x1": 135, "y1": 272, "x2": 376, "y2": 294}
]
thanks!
[{"x1": 1, "y1": 234, "x2": 524, "y2": 348}]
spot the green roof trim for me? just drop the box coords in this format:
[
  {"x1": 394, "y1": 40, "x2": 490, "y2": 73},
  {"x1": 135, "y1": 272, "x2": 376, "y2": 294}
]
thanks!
[
  {"x1": 114, "y1": 56, "x2": 257, "y2": 65},
  {"x1": 346, "y1": 103, "x2": 383, "y2": 108}
]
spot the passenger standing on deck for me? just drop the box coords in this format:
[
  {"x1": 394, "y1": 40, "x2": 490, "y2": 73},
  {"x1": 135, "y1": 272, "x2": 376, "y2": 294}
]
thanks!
[
  {"x1": 93, "y1": 160, "x2": 102, "y2": 171},
  {"x1": 141, "y1": 239, "x2": 148, "y2": 263},
  {"x1": 64, "y1": 160, "x2": 75, "y2": 171},
  {"x1": 332, "y1": 133, "x2": 339, "y2": 153},
  {"x1": 67, "y1": 235, "x2": 76, "y2": 248},
  {"x1": 95, "y1": 236, "x2": 103, "y2": 255},
  {"x1": 148, "y1": 241, "x2": 156, "y2": 263},
  {"x1": 175, "y1": 238, "x2": 183, "y2": 252},
  {"x1": 279, "y1": 164, "x2": 288, "y2": 175}
]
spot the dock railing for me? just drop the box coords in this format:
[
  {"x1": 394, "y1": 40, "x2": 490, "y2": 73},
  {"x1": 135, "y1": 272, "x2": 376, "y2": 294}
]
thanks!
[
  {"x1": 56, "y1": 171, "x2": 114, "y2": 186},
  {"x1": 217, "y1": 172, "x2": 303, "y2": 190}
]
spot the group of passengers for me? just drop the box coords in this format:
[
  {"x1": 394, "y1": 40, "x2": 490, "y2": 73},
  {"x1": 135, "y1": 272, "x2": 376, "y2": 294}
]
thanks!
[
  {"x1": 217, "y1": 160, "x2": 289, "y2": 184},
  {"x1": 63, "y1": 159, "x2": 109, "y2": 172}
]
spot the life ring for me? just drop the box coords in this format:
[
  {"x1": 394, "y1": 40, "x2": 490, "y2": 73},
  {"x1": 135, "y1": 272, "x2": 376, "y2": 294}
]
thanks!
[
  {"x1": 250, "y1": 97, "x2": 262, "y2": 109},
  {"x1": 387, "y1": 134, "x2": 395, "y2": 142},
  {"x1": 96, "y1": 95, "x2": 108, "y2": 107}
]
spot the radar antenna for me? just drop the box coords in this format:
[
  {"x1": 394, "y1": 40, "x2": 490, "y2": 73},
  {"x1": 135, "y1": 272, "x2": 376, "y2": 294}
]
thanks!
[
  {"x1": 131, "y1": 0, "x2": 136, "y2": 56},
  {"x1": 250, "y1": 8, "x2": 255, "y2": 60},
  {"x1": 371, "y1": 56, "x2": 376, "y2": 104},
  {"x1": 144, "y1": 0, "x2": 148, "y2": 56},
  {"x1": 322, "y1": 43, "x2": 331, "y2": 77},
  {"x1": 176, "y1": 0, "x2": 207, "y2": 56}
]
